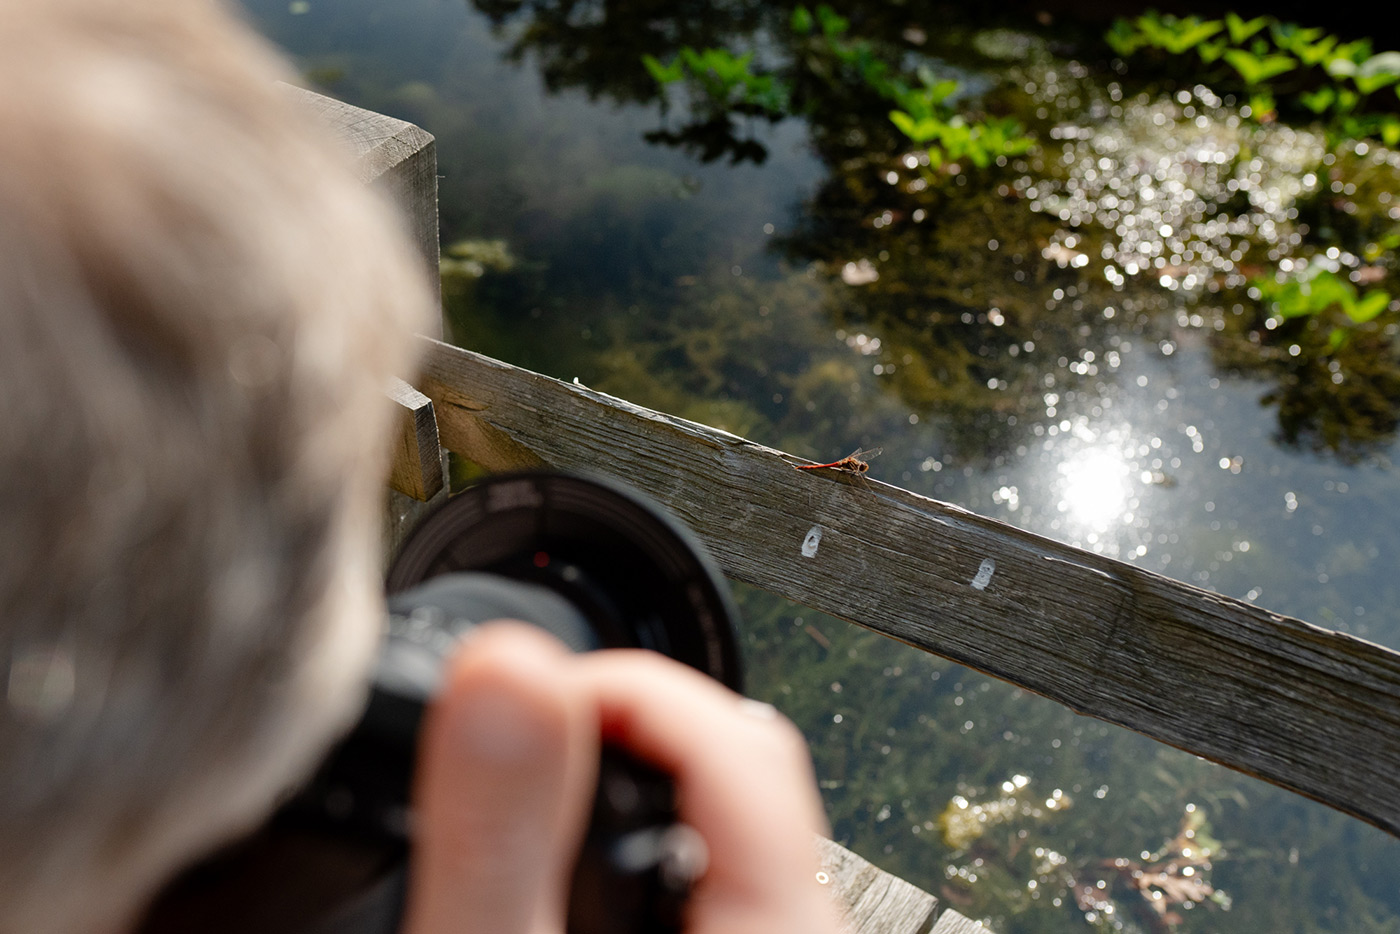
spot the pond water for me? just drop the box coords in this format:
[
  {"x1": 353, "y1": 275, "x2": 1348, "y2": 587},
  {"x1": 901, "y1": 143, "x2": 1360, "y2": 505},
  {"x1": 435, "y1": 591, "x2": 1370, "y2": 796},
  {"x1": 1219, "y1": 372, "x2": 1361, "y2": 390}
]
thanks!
[{"x1": 242, "y1": 1, "x2": 1400, "y2": 931}]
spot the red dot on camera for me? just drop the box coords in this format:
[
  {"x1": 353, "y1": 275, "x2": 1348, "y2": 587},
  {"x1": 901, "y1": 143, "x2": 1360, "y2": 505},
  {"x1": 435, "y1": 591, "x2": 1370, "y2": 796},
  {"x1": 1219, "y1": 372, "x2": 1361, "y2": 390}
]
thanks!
[{"x1": 533, "y1": 551, "x2": 550, "y2": 568}]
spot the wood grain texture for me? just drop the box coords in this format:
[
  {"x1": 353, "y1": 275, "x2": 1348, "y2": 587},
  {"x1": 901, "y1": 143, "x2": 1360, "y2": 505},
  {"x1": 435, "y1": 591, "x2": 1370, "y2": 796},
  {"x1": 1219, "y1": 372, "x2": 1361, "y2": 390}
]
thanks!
[
  {"x1": 281, "y1": 83, "x2": 442, "y2": 329},
  {"x1": 817, "y1": 836, "x2": 937, "y2": 934},
  {"x1": 928, "y1": 912, "x2": 991, "y2": 934},
  {"x1": 414, "y1": 337, "x2": 1400, "y2": 837},
  {"x1": 385, "y1": 377, "x2": 443, "y2": 502}
]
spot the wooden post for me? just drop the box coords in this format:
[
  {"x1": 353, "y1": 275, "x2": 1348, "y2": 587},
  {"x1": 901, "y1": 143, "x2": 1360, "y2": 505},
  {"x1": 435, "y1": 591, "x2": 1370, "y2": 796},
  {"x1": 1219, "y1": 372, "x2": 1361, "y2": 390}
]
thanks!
[
  {"x1": 290, "y1": 84, "x2": 449, "y2": 549},
  {"x1": 279, "y1": 82, "x2": 441, "y2": 321}
]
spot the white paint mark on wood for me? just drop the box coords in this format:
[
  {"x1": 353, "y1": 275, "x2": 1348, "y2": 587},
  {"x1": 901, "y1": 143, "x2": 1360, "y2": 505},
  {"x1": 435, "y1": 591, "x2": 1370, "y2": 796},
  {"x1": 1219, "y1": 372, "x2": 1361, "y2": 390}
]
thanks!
[
  {"x1": 971, "y1": 558, "x2": 995, "y2": 590},
  {"x1": 802, "y1": 526, "x2": 823, "y2": 557}
]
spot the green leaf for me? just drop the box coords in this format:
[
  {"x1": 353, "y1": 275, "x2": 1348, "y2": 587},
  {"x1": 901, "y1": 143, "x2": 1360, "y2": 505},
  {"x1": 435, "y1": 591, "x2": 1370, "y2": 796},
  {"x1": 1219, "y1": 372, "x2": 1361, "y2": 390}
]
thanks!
[
  {"x1": 1389, "y1": 117, "x2": 1400, "y2": 148},
  {"x1": 715, "y1": 50, "x2": 755, "y2": 85},
  {"x1": 1159, "y1": 16, "x2": 1223, "y2": 54},
  {"x1": 1225, "y1": 12, "x2": 1269, "y2": 45},
  {"x1": 679, "y1": 46, "x2": 706, "y2": 74},
  {"x1": 1197, "y1": 38, "x2": 1227, "y2": 63},
  {"x1": 641, "y1": 54, "x2": 685, "y2": 85},
  {"x1": 924, "y1": 77, "x2": 959, "y2": 105},
  {"x1": 1327, "y1": 326, "x2": 1349, "y2": 352},
  {"x1": 1274, "y1": 282, "x2": 1313, "y2": 318},
  {"x1": 790, "y1": 5, "x2": 813, "y2": 35},
  {"x1": 1299, "y1": 86, "x2": 1335, "y2": 114},
  {"x1": 889, "y1": 110, "x2": 944, "y2": 144},
  {"x1": 1294, "y1": 34, "x2": 1338, "y2": 66},
  {"x1": 965, "y1": 140, "x2": 991, "y2": 168},
  {"x1": 1134, "y1": 11, "x2": 1173, "y2": 49},
  {"x1": 1104, "y1": 19, "x2": 1144, "y2": 57},
  {"x1": 1002, "y1": 135, "x2": 1034, "y2": 157},
  {"x1": 815, "y1": 4, "x2": 849, "y2": 38},
  {"x1": 1347, "y1": 289, "x2": 1390, "y2": 323},
  {"x1": 1354, "y1": 52, "x2": 1400, "y2": 94},
  {"x1": 1269, "y1": 22, "x2": 1325, "y2": 55},
  {"x1": 1308, "y1": 271, "x2": 1353, "y2": 310},
  {"x1": 1247, "y1": 90, "x2": 1276, "y2": 119},
  {"x1": 1334, "y1": 38, "x2": 1374, "y2": 64},
  {"x1": 1223, "y1": 49, "x2": 1297, "y2": 85},
  {"x1": 1354, "y1": 72, "x2": 1400, "y2": 95}
]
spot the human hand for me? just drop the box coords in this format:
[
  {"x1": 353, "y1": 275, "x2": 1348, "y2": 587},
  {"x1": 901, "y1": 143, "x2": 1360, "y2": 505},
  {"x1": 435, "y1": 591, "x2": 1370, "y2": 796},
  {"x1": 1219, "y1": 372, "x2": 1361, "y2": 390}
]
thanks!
[{"x1": 399, "y1": 623, "x2": 840, "y2": 934}]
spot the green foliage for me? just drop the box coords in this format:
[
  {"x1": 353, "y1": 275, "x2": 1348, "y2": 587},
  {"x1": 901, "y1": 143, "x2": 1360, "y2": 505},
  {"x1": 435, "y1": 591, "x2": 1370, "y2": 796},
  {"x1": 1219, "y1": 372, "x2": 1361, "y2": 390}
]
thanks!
[
  {"x1": 884, "y1": 72, "x2": 1033, "y2": 168},
  {"x1": 643, "y1": 46, "x2": 791, "y2": 115},
  {"x1": 1224, "y1": 12, "x2": 1269, "y2": 45},
  {"x1": 1107, "y1": 11, "x2": 1400, "y2": 136},
  {"x1": 1354, "y1": 52, "x2": 1400, "y2": 94},
  {"x1": 643, "y1": 5, "x2": 1036, "y2": 176},
  {"x1": 1136, "y1": 12, "x2": 1222, "y2": 55},
  {"x1": 1222, "y1": 48, "x2": 1296, "y2": 86},
  {"x1": 1250, "y1": 261, "x2": 1394, "y2": 357}
]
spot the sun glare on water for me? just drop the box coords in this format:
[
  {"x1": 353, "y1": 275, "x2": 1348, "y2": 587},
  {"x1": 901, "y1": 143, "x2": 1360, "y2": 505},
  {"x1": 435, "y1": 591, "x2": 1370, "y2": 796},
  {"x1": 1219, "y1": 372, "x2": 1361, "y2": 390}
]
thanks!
[{"x1": 1056, "y1": 444, "x2": 1133, "y2": 539}]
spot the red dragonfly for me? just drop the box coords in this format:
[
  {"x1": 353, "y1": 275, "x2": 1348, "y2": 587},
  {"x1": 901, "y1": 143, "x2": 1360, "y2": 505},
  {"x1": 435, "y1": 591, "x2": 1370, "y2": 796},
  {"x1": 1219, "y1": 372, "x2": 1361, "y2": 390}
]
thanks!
[{"x1": 795, "y1": 447, "x2": 882, "y2": 474}]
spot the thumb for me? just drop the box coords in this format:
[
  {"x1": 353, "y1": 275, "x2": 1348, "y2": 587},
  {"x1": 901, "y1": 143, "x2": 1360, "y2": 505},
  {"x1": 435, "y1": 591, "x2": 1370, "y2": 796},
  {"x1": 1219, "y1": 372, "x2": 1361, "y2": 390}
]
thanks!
[{"x1": 400, "y1": 624, "x2": 597, "y2": 934}]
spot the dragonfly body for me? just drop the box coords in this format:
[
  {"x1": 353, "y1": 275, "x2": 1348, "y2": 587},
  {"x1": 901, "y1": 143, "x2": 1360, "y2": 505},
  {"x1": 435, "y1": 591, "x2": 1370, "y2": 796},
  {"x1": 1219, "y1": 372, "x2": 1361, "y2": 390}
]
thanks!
[{"x1": 795, "y1": 448, "x2": 882, "y2": 474}]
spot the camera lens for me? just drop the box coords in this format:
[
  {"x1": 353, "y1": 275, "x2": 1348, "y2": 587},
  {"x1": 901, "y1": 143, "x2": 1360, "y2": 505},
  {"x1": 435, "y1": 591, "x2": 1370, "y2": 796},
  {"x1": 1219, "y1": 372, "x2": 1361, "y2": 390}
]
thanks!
[
  {"x1": 135, "y1": 471, "x2": 739, "y2": 934},
  {"x1": 386, "y1": 471, "x2": 742, "y2": 690}
]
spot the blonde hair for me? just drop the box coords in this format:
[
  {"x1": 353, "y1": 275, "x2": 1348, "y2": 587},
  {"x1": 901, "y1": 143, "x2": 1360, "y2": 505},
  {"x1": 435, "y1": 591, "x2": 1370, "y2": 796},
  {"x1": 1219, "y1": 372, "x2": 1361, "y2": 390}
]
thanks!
[{"x1": 0, "y1": 2, "x2": 433, "y2": 932}]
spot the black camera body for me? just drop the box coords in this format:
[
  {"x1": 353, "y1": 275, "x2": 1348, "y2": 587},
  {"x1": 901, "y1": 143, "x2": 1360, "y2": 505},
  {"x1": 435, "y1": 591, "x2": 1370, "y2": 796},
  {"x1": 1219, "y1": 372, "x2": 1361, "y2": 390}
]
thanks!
[{"x1": 137, "y1": 472, "x2": 742, "y2": 934}]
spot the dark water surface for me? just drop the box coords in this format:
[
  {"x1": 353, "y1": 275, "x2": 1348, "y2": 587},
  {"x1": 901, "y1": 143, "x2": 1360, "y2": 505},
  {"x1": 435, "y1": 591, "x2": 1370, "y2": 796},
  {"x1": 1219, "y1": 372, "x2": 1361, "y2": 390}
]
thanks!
[{"x1": 242, "y1": 1, "x2": 1400, "y2": 930}]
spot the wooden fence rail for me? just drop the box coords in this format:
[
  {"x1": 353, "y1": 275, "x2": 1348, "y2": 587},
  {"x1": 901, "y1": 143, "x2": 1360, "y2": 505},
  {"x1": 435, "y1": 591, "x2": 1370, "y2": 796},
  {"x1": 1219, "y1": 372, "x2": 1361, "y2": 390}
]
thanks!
[{"x1": 409, "y1": 337, "x2": 1400, "y2": 839}]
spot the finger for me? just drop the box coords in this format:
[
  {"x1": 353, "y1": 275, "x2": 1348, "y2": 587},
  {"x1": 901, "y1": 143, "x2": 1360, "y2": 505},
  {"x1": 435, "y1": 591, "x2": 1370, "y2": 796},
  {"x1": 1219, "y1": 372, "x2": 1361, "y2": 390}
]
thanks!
[
  {"x1": 400, "y1": 623, "x2": 598, "y2": 934},
  {"x1": 572, "y1": 651, "x2": 836, "y2": 934}
]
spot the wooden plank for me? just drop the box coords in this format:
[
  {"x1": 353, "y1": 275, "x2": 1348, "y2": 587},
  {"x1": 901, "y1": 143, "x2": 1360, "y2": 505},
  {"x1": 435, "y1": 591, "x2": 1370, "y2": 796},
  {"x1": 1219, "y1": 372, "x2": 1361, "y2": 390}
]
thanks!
[
  {"x1": 413, "y1": 337, "x2": 1400, "y2": 837},
  {"x1": 385, "y1": 377, "x2": 444, "y2": 502},
  {"x1": 816, "y1": 837, "x2": 937, "y2": 934},
  {"x1": 281, "y1": 83, "x2": 441, "y2": 331},
  {"x1": 928, "y1": 912, "x2": 990, "y2": 934},
  {"x1": 382, "y1": 380, "x2": 448, "y2": 565}
]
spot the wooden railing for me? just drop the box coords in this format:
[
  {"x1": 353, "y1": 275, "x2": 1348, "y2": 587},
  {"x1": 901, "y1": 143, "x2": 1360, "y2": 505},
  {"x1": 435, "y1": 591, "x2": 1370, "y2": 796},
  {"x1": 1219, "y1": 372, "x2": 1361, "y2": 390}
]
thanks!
[
  {"x1": 406, "y1": 332, "x2": 1400, "y2": 840},
  {"x1": 311, "y1": 85, "x2": 1399, "y2": 933}
]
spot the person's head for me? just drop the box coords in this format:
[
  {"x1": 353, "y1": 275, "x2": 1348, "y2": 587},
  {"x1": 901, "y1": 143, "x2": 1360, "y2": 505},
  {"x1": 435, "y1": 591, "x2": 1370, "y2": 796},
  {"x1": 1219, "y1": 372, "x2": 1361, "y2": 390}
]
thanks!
[{"x1": 0, "y1": 1, "x2": 434, "y2": 931}]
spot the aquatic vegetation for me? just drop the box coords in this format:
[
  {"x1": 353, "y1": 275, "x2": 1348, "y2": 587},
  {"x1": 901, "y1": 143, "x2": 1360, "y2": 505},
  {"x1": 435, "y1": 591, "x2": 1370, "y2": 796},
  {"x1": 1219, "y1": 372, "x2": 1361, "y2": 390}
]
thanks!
[
  {"x1": 1107, "y1": 10, "x2": 1400, "y2": 139},
  {"x1": 886, "y1": 72, "x2": 1033, "y2": 169},
  {"x1": 641, "y1": 4, "x2": 1034, "y2": 172},
  {"x1": 642, "y1": 47, "x2": 791, "y2": 117},
  {"x1": 440, "y1": 237, "x2": 515, "y2": 279},
  {"x1": 938, "y1": 774, "x2": 1071, "y2": 850},
  {"x1": 933, "y1": 776, "x2": 1228, "y2": 933},
  {"x1": 1071, "y1": 807, "x2": 1230, "y2": 933},
  {"x1": 1251, "y1": 260, "x2": 1392, "y2": 331}
]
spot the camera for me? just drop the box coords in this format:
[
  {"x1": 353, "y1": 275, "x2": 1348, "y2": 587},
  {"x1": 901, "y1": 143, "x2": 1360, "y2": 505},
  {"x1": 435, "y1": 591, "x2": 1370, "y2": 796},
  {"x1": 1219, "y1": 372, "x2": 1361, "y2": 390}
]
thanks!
[{"x1": 137, "y1": 472, "x2": 742, "y2": 934}]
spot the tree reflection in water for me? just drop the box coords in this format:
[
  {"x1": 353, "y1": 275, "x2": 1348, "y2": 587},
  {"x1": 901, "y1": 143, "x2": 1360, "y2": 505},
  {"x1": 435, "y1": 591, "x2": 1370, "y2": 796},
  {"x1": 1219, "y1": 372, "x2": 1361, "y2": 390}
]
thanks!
[{"x1": 468, "y1": 0, "x2": 1400, "y2": 466}]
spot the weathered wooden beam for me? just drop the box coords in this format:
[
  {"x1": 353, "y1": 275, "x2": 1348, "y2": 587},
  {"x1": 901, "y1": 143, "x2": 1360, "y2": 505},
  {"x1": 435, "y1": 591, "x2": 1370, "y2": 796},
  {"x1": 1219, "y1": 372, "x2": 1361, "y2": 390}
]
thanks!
[
  {"x1": 280, "y1": 83, "x2": 441, "y2": 322},
  {"x1": 817, "y1": 836, "x2": 940, "y2": 934},
  {"x1": 413, "y1": 336, "x2": 1400, "y2": 838},
  {"x1": 385, "y1": 377, "x2": 444, "y2": 502}
]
